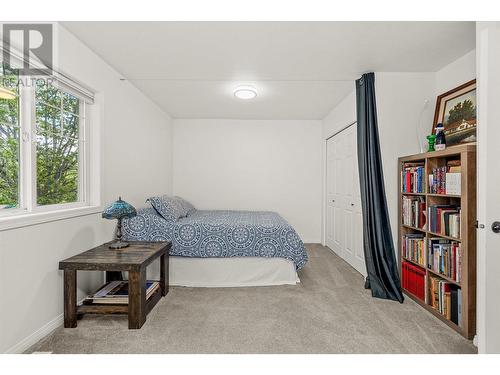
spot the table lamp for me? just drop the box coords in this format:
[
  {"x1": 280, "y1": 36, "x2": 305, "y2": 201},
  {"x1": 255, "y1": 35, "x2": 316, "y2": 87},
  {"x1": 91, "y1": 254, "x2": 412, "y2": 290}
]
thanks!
[{"x1": 102, "y1": 197, "x2": 137, "y2": 249}]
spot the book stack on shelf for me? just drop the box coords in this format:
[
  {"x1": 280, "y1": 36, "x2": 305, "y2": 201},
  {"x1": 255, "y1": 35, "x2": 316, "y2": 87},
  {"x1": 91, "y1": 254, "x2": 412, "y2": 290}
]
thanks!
[
  {"x1": 427, "y1": 204, "x2": 460, "y2": 237},
  {"x1": 402, "y1": 261, "x2": 426, "y2": 301},
  {"x1": 429, "y1": 160, "x2": 462, "y2": 195},
  {"x1": 402, "y1": 195, "x2": 426, "y2": 229},
  {"x1": 402, "y1": 233, "x2": 425, "y2": 266},
  {"x1": 401, "y1": 162, "x2": 425, "y2": 193},
  {"x1": 398, "y1": 144, "x2": 476, "y2": 339},
  {"x1": 87, "y1": 280, "x2": 159, "y2": 304},
  {"x1": 429, "y1": 275, "x2": 462, "y2": 326},
  {"x1": 428, "y1": 238, "x2": 462, "y2": 283}
]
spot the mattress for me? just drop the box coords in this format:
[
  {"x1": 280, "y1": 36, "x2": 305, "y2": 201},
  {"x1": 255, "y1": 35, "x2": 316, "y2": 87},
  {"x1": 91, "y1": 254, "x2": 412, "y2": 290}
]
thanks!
[{"x1": 122, "y1": 208, "x2": 308, "y2": 270}]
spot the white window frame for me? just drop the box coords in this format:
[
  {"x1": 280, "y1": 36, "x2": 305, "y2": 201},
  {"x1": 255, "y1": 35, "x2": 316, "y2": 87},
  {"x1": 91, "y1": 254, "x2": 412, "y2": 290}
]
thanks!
[{"x1": 0, "y1": 76, "x2": 101, "y2": 231}]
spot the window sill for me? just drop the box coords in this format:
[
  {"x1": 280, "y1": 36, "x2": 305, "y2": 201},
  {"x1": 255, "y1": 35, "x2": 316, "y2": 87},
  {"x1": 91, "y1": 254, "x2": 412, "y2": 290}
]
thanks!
[{"x1": 0, "y1": 205, "x2": 102, "y2": 232}]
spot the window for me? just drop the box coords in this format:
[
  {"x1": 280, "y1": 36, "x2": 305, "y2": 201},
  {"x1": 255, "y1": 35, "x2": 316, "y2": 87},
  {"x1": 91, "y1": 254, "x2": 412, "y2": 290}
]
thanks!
[
  {"x1": 0, "y1": 62, "x2": 96, "y2": 224},
  {"x1": 0, "y1": 65, "x2": 20, "y2": 210},
  {"x1": 35, "y1": 80, "x2": 82, "y2": 206}
]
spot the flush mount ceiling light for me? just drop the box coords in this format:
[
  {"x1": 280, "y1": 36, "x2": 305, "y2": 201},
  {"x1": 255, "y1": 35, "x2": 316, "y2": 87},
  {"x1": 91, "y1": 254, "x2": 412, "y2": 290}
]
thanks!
[{"x1": 233, "y1": 85, "x2": 257, "y2": 100}]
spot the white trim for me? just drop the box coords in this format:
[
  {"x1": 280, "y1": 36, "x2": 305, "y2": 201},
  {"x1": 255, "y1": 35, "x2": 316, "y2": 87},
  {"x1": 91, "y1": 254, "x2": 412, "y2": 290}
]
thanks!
[
  {"x1": 5, "y1": 313, "x2": 63, "y2": 354},
  {"x1": 4, "y1": 295, "x2": 89, "y2": 354},
  {"x1": 0, "y1": 204, "x2": 101, "y2": 231},
  {"x1": 301, "y1": 239, "x2": 321, "y2": 244}
]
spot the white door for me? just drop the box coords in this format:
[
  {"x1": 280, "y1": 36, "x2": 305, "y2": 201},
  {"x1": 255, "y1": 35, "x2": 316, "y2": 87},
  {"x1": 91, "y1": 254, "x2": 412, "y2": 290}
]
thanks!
[
  {"x1": 477, "y1": 22, "x2": 500, "y2": 353},
  {"x1": 344, "y1": 126, "x2": 366, "y2": 275},
  {"x1": 326, "y1": 125, "x2": 366, "y2": 276},
  {"x1": 326, "y1": 135, "x2": 342, "y2": 255}
]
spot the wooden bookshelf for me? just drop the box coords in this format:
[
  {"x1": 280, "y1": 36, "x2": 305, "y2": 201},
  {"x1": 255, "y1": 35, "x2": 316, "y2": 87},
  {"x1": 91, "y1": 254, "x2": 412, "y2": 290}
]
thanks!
[{"x1": 398, "y1": 143, "x2": 476, "y2": 339}]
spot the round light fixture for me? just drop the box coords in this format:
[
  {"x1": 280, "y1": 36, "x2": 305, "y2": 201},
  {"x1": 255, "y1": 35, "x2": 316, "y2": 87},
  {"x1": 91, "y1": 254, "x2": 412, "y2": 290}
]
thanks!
[{"x1": 233, "y1": 85, "x2": 257, "y2": 100}]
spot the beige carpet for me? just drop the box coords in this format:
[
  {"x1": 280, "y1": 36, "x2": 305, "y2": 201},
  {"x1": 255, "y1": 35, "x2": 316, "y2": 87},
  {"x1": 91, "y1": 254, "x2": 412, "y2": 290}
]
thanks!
[{"x1": 28, "y1": 244, "x2": 476, "y2": 354}]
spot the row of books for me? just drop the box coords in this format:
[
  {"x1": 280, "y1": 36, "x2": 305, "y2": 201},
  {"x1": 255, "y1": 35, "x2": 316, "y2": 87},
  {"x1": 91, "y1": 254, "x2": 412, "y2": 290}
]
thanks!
[
  {"x1": 402, "y1": 196, "x2": 426, "y2": 229},
  {"x1": 429, "y1": 275, "x2": 462, "y2": 327},
  {"x1": 401, "y1": 162, "x2": 425, "y2": 193},
  {"x1": 427, "y1": 204, "x2": 461, "y2": 238},
  {"x1": 402, "y1": 260, "x2": 426, "y2": 301},
  {"x1": 402, "y1": 233, "x2": 425, "y2": 266},
  {"x1": 86, "y1": 280, "x2": 160, "y2": 304},
  {"x1": 428, "y1": 161, "x2": 461, "y2": 195},
  {"x1": 428, "y1": 239, "x2": 462, "y2": 283}
]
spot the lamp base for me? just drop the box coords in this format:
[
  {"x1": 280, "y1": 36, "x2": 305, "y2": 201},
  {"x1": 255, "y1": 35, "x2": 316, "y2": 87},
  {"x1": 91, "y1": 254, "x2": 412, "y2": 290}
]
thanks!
[{"x1": 109, "y1": 241, "x2": 130, "y2": 249}]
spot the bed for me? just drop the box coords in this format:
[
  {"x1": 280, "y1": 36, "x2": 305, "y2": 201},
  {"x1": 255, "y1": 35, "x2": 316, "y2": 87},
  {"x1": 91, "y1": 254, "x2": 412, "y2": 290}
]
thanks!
[{"x1": 121, "y1": 205, "x2": 308, "y2": 287}]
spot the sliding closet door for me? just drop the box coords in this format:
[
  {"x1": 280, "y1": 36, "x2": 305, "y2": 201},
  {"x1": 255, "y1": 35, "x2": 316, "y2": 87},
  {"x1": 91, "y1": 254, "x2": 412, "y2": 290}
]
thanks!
[
  {"x1": 326, "y1": 136, "x2": 342, "y2": 255},
  {"x1": 326, "y1": 125, "x2": 366, "y2": 276},
  {"x1": 343, "y1": 126, "x2": 366, "y2": 276}
]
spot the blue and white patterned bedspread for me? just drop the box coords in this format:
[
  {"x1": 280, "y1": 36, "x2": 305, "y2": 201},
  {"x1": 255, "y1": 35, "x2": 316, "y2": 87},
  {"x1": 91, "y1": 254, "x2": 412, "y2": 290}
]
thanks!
[{"x1": 122, "y1": 208, "x2": 308, "y2": 270}]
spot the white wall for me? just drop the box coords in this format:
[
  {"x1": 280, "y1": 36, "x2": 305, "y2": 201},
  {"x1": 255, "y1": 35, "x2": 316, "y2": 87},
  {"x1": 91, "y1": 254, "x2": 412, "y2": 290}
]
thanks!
[
  {"x1": 0, "y1": 24, "x2": 173, "y2": 353},
  {"x1": 172, "y1": 119, "x2": 322, "y2": 242},
  {"x1": 436, "y1": 50, "x2": 476, "y2": 94},
  {"x1": 322, "y1": 91, "x2": 357, "y2": 139}
]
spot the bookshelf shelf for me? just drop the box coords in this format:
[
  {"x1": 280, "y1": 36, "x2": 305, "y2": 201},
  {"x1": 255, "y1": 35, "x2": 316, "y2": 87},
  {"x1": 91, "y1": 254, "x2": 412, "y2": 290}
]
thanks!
[
  {"x1": 402, "y1": 256, "x2": 425, "y2": 269},
  {"x1": 426, "y1": 231, "x2": 461, "y2": 242},
  {"x1": 427, "y1": 268, "x2": 461, "y2": 287},
  {"x1": 398, "y1": 144, "x2": 476, "y2": 340},
  {"x1": 402, "y1": 224, "x2": 462, "y2": 242},
  {"x1": 427, "y1": 193, "x2": 461, "y2": 198}
]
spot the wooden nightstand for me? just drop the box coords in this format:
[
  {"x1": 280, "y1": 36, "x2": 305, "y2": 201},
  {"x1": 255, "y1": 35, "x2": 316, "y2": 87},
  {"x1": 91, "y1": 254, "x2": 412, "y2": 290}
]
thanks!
[{"x1": 59, "y1": 241, "x2": 171, "y2": 329}]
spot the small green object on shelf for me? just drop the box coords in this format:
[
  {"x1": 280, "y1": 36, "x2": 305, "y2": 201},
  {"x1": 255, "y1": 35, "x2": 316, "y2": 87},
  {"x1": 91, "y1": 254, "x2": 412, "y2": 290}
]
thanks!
[{"x1": 427, "y1": 134, "x2": 437, "y2": 152}]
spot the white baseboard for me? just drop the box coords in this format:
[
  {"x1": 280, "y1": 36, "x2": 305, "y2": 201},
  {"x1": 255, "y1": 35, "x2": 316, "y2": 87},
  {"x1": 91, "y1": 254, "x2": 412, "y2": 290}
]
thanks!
[
  {"x1": 5, "y1": 313, "x2": 63, "y2": 354},
  {"x1": 302, "y1": 240, "x2": 321, "y2": 244},
  {"x1": 5, "y1": 296, "x2": 88, "y2": 354}
]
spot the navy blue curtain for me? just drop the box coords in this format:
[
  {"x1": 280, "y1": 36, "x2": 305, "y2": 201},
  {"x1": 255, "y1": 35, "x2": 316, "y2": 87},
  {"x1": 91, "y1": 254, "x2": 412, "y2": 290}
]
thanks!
[{"x1": 356, "y1": 72, "x2": 404, "y2": 302}]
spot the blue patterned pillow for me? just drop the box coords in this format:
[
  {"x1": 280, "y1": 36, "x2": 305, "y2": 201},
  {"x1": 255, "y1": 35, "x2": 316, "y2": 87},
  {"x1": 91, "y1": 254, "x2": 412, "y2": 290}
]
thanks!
[
  {"x1": 174, "y1": 196, "x2": 196, "y2": 216},
  {"x1": 147, "y1": 195, "x2": 185, "y2": 222}
]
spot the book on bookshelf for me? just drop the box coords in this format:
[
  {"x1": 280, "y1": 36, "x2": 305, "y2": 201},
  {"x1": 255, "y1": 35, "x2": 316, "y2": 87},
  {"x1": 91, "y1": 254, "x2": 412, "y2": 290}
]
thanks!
[
  {"x1": 402, "y1": 195, "x2": 426, "y2": 229},
  {"x1": 427, "y1": 204, "x2": 461, "y2": 238},
  {"x1": 401, "y1": 162, "x2": 425, "y2": 193},
  {"x1": 402, "y1": 260, "x2": 426, "y2": 301},
  {"x1": 88, "y1": 280, "x2": 160, "y2": 304},
  {"x1": 427, "y1": 238, "x2": 462, "y2": 283},
  {"x1": 429, "y1": 275, "x2": 462, "y2": 327},
  {"x1": 402, "y1": 233, "x2": 425, "y2": 266},
  {"x1": 428, "y1": 160, "x2": 461, "y2": 195}
]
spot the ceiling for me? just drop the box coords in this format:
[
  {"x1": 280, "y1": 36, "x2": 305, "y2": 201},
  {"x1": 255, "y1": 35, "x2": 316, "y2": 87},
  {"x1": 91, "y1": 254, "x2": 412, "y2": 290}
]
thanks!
[{"x1": 63, "y1": 22, "x2": 475, "y2": 120}]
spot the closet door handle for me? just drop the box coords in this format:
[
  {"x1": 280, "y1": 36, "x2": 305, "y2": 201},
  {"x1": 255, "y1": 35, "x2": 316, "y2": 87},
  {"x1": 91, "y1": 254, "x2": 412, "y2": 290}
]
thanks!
[
  {"x1": 492, "y1": 221, "x2": 500, "y2": 233},
  {"x1": 350, "y1": 203, "x2": 354, "y2": 206}
]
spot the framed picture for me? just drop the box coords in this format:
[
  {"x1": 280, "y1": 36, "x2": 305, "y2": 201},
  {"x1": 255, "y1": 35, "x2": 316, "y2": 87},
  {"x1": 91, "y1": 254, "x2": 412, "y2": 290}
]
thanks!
[{"x1": 432, "y1": 79, "x2": 477, "y2": 146}]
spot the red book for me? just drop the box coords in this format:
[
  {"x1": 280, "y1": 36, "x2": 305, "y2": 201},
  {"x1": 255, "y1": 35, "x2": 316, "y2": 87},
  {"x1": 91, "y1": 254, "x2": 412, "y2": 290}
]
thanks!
[
  {"x1": 419, "y1": 202, "x2": 426, "y2": 229},
  {"x1": 406, "y1": 171, "x2": 411, "y2": 193},
  {"x1": 402, "y1": 262, "x2": 407, "y2": 290}
]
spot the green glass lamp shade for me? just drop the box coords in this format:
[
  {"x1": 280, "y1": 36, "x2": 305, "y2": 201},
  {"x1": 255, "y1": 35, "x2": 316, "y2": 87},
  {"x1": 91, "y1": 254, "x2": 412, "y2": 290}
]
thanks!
[
  {"x1": 102, "y1": 197, "x2": 137, "y2": 220},
  {"x1": 102, "y1": 197, "x2": 136, "y2": 249}
]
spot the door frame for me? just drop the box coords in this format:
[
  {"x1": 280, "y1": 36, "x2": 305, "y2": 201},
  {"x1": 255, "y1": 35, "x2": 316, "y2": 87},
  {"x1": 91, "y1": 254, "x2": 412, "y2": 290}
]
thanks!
[
  {"x1": 476, "y1": 21, "x2": 500, "y2": 354},
  {"x1": 322, "y1": 121, "x2": 357, "y2": 247}
]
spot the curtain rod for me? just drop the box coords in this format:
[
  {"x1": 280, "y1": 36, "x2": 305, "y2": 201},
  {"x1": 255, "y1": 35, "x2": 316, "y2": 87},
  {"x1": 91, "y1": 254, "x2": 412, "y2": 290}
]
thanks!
[{"x1": 119, "y1": 78, "x2": 358, "y2": 82}]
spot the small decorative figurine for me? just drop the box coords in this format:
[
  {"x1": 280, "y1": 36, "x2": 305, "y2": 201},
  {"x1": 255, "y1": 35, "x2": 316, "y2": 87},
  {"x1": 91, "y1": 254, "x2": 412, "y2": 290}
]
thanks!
[
  {"x1": 427, "y1": 134, "x2": 436, "y2": 152},
  {"x1": 435, "y1": 123, "x2": 447, "y2": 151}
]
